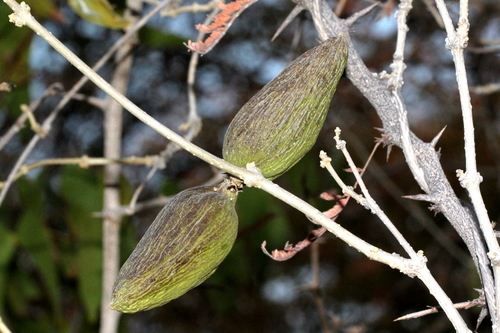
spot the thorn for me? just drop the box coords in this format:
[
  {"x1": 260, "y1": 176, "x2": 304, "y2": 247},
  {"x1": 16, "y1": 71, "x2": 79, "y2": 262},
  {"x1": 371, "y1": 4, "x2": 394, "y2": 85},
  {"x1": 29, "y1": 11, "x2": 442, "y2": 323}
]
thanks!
[
  {"x1": 386, "y1": 145, "x2": 392, "y2": 162},
  {"x1": 272, "y1": 5, "x2": 304, "y2": 41},
  {"x1": 402, "y1": 194, "x2": 437, "y2": 203},
  {"x1": 375, "y1": 133, "x2": 394, "y2": 162},
  {"x1": 394, "y1": 306, "x2": 439, "y2": 321},
  {"x1": 430, "y1": 126, "x2": 447, "y2": 148},
  {"x1": 476, "y1": 307, "x2": 488, "y2": 331},
  {"x1": 345, "y1": 2, "x2": 380, "y2": 26}
]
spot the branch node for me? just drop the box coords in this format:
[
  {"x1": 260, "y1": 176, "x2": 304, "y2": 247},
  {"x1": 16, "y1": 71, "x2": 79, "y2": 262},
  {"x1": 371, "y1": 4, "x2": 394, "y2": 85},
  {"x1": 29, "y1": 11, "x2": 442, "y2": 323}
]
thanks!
[
  {"x1": 399, "y1": 252, "x2": 427, "y2": 278},
  {"x1": 244, "y1": 162, "x2": 265, "y2": 188},
  {"x1": 79, "y1": 155, "x2": 91, "y2": 168},
  {"x1": 488, "y1": 250, "x2": 500, "y2": 266},
  {"x1": 333, "y1": 127, "x2": 345, "y2": 149},
  {"x1": 20, "y1": 104, "x2": 47, "y2": 137},
  {"x1": 456, "y1": 169, "x2": 483, "y2": 188},
  {"x1": 8, "y1": 2, "x2": 31, "y2": 27},
  {"x1": 319, "y1": 150, "x2": 331, "y2": 168}
]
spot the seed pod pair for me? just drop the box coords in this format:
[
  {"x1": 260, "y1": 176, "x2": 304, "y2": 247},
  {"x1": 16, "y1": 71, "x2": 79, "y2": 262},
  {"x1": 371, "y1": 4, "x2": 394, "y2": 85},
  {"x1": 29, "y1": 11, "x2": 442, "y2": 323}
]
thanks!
[
  {"x1": 110, "y1": 181, "x2": 239, "y2": 313},
  {"x1": 223, "y1": 35, "x2": 348, "y2": 180}
]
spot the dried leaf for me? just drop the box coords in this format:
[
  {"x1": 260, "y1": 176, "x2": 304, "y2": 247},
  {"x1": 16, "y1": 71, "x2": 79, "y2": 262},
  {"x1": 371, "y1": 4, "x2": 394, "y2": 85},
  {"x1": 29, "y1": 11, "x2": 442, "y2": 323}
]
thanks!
[
  {"x1": 343, "y1": 167, "x2": 363, "y2": 173},
  {"x1": 187, "y1": 0, "x2": 259, "y2": 54},
  {"x1": 319, "y1": 191, "x2": 343, "y2": 201},
  {"x1": 261, "y1": 228, "x2": 327, "y2": 261},
  {"x1": 262, "y1": 189, "x2": 350, "y2": 261},
  {"x1": 323, "y1": 196, "x2": 349, "y2": 220}
]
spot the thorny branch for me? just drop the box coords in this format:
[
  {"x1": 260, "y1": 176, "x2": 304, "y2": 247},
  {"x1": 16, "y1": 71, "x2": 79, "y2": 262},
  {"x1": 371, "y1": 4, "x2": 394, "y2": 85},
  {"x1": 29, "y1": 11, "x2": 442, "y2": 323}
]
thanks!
[{"x1": 302, "y1": 0, "x2": 495, "y2": 330}]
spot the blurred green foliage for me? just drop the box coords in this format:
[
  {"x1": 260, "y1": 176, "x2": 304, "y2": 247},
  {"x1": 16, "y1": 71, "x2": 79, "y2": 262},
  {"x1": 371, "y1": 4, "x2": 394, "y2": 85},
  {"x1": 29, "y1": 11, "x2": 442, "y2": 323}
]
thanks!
[{"x1": 68, "y1": 0, "x2": 130, "y2": 29}]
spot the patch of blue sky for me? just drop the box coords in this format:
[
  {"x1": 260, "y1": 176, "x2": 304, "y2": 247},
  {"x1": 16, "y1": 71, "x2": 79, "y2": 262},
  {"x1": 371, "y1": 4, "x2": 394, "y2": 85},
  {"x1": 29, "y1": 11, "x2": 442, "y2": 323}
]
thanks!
[
  {"x1": 225, "y1": 40, "x2": 266, "y2": 73},
  {"x1": 482, "y1": 18, "x2": 500, "y2": 42},
  {"x1": 197, "y1": 92, "x2": 238, "y2": 118},
  {"x1": 406, "y1": 64, "x2": 433, "y2": 86},
  {"x1": 62, "y1": 112, "x2": 102, "y2": 152},
  {"x1": 147, "y1": 6, "x2": 196, "y2": 39},
  {"x1": 256, "y1": 58, "x2": 286, "y2": 85},
  {"x1": 262, "y1": 275, "x2": 298, "y2": 304},
  {"x1": 197, "y1": 65, "x2": 223, "y2": 93},
  {"x1": 29, "y1": 22, "x2": 73, "y2": 74},
  {"x1": 370, "y1": 14, "x2": 397, "y2": 41}
]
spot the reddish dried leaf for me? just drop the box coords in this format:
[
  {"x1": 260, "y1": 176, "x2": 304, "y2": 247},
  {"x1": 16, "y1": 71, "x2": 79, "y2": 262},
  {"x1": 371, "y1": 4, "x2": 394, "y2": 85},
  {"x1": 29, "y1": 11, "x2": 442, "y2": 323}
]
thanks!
[
  {"x1": 343, "y1": 167, "x2": 363, "y2": 173},
  {"x1": 319, "y1": 191, "x2": 343, "y2": 201},
  {"x1": 261, "y1": 228, "x2": 326, "y2": 261},
  {"x1": 187, "y1": 0, "x2": 259, "y2": 54},
  {"x1": 323, "y1": 196, "x2": 349, "y2": 219},
  {"x1": 262, "y1": 190, "x2": 349, "y2": 261}
]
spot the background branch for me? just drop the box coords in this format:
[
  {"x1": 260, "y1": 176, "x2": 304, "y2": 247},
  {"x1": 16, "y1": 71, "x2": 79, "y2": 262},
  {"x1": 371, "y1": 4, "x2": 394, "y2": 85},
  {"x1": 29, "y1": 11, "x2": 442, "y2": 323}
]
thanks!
[{"x1": 99, "y1": 0, "x2": 140, "y2": 331}]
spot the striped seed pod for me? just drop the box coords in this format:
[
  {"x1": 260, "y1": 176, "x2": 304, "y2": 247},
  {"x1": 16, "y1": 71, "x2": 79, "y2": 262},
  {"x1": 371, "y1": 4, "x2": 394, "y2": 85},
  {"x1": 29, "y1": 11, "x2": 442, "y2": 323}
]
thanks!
[
  {"x1": 110, "y1": 180, "x2": 239, "y2": 313},
  {"x1": 223, "y1": 35, "x2": 348, "y2": 180}
]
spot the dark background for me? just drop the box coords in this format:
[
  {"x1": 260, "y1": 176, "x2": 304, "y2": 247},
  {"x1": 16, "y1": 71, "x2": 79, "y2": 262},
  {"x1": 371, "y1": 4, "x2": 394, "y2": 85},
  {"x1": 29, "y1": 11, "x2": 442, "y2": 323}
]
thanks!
[{"x1": 1, "y1": 0, "x2": 500, "y2": 332}]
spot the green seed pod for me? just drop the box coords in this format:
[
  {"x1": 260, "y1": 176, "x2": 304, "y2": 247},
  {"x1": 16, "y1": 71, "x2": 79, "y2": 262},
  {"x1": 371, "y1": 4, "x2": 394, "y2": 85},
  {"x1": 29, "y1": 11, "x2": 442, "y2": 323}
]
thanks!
[
  {"x1": 223, "y1": 35, "x2": 348, "y2": 180},
  {"x1": 110, "y1": 181, "x2": 239, "y2": 313}
]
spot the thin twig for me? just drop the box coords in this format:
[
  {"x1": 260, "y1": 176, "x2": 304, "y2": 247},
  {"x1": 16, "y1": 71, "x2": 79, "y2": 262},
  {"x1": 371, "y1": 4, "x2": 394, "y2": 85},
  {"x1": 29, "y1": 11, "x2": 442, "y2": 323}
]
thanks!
[
  {"x1": 388, "y1": 0, "x2": 411, "y2": 90},
  {"x1": 434, "y1": 0, "x2": 500, "y2": 328},
  {"x1": 0, "y1": 316, "x2": 12, "y2": 333},
  {"x1": 392, "y1": 91, "x2": 430, "y2": 193},
  {"x1": 470, "y1": 83, "x2": 500, "y2": 95},
  {"x1": 320, "y1": 129, "x2": 470, "y2": 333},
  {"x1": 101, "y1": 170, "x2": 224, "y2": 218},
  {"x1": 19, "y1": 104, "x2": 46, "y2": 137},
  {"x1": 0, "y1": 155, "x2": 155, "y2": 189},
  {"x1": 388, "y1": 0, "x2": 430, "y2": 193},
  {"x1": 421, "y1": 0, "x2": 444, "y2": 28},
  {"x1": 0, "y1": 0, "x2": 175, "y2": 206},
  {"x1": 338, "y1": 125, "x2": 470, "y2": 263},
  {"x1": 326, "y1": 128, "x2": 419, "y2": 260},
  {"x1": 334, "y1": 0, "x2": 347, "y2": 17},
  {"x1": 272, "y1": 5, "x2": 304, "y2": 42},
  {"x1": 127, "y1": 2, "x2": 217, "y2": 210},
  {"x1": 395, "y1": 291, "x2": 485, "y2": 322},
  {"x1": 0, "y1": 82, "x2": 62, "y2": 152}
]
